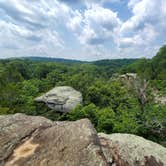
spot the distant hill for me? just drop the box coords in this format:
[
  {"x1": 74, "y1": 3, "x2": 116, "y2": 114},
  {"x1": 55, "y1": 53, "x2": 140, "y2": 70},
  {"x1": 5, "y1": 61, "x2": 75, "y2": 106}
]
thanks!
[
  {"x1": 20, "y1": 57, "x2": 86, "y2": 63},
  {"x1": 93, "y1": 59, "x2": 138, "y2": 77},
  {"x1": 1, "y1": 56, "x2": 138, "y2": 67},
  {"x1": 93, "y1": 59, "x2": 137, "y2": 67},
  {"x1": 19, "y1": 57, "x2": 137, "y2": 67}
]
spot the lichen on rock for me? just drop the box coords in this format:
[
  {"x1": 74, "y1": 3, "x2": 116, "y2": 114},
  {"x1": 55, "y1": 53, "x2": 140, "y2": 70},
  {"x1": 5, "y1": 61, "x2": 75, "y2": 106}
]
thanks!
[{"x1": 35, "y1": 86, "x2": 82, "y2": 112}]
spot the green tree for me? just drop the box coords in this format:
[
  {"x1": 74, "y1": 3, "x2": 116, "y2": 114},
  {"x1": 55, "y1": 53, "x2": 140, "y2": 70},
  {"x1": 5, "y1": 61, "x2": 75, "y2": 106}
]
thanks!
[
  {"x1": 67, "y1": 104, "x2": 99, "y2": 126},
  {"x1": 97, "y1": 107, "x2": 115, "y2": 133},
  {"x1": 113, "y1": 107, "x2": 142, "y2": 134},
  {"x1": 143, "y1": 104, "x2": 166, "y2": 140}
]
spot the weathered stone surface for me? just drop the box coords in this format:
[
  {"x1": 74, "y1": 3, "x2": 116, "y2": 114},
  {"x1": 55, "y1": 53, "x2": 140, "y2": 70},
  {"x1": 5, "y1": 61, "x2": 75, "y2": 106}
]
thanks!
[
  {"x1": 119, "y1": 73, "x2": 137, "y2": 81},
  {"x1": 35, "y1": 86, "x2": 82, "y2": 112},
  {"x1": 0, "y1": 114, "x2": 107, "y2": 166},
  {"x1": 98, "y1": 133, "x2": 166, "y2": 166},
  {"x1": 154, "y1": 94, "x2": 166, "y2": 105},
  {"x1": 0, "y1": 113, "x2": 52, "y2": 166},
  {"x1": 1, "y1": 114, "x2": 166, "y2": 166}
]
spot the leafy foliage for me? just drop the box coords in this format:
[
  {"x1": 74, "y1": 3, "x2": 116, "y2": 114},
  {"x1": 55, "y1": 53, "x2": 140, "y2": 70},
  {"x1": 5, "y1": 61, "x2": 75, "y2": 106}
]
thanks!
[
  {"x1": 0, "y1": 46, "x2": 165, "y2": 145},
  {"x1": 121, "y1": 46, "x2": 166, "y2": 80}
]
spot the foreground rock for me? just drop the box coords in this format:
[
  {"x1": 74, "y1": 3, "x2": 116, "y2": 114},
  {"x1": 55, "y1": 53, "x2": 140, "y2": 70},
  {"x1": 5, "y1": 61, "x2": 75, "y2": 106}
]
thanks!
[
  {"x1": 99, "y1": 133, "x2": 166, "y2": 166},
  {"x1": 35, "y1": 86, "x2": 82, "y2": 112},
  {"x1": 0, "y1": 114, "x2": 106, "y2": 166},
  {"x1": 0, "y1": 114, "x2": 166, "y2": 166}
]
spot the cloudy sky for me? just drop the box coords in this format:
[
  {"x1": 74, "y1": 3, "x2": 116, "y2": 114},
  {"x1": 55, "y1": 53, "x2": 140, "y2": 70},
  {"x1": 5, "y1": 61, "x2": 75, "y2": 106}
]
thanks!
[{"x1": 0, "y1": 0, "x2": 166, "y2": 60}]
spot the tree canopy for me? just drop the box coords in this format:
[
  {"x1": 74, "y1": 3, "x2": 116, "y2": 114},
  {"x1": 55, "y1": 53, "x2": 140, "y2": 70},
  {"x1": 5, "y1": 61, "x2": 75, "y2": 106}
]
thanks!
[{"x1": 0, "y1": 46, "x2": 166, "y2": 145}]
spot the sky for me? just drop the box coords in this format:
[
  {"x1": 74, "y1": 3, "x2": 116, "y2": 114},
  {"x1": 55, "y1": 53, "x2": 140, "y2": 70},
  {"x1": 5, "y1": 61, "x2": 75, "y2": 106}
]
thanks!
[{"x1": 0, "y1": 0, "x2": 166, "y2": 60}]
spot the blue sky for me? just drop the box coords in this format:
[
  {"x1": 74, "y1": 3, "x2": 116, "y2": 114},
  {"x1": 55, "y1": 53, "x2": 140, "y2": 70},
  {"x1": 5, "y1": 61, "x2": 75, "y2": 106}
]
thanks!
[{"x1": 0, "y1": 0, "x2": 166, "y2": 60}]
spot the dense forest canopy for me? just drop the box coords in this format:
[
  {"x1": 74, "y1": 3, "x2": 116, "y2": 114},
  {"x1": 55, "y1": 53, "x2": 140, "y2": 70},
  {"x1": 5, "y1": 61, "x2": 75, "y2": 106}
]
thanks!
[{"x1": 0, "y1": 46, "x2": 166, "y2": 146}]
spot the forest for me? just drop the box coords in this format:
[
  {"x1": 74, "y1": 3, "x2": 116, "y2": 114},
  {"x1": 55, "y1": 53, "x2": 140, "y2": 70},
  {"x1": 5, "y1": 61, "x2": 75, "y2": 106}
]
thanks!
[{"x1": 0, "y1": 45, "x2": 166, "y2": 146}]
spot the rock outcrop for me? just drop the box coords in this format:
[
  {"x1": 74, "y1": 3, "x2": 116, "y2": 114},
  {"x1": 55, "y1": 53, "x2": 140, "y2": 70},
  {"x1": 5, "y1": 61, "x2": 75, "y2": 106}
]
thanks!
[
  {"x1": 0, "y1": 114, "x2": 106, "y2": 166},
  {"x1": 119, "y1": 73, "x2": 149, "y2": 107},
  {"x1": 119, "y1": 73, "x2": 166, "y2": 106},
  {"x1": 0, "y1": 114, "x2": 166, "y2": 166},
  {"x1": 119, "y1": 73, "x2": 137, "y2": 81},
  {"x1": 35, "y1": 86, "x2": 82, "y2": 112},
  {"x1": 98, "y1": 133, "x2": 166, "y2": 166},
  {"x1": 154, "y1": 94, "x2": 166, "y2": 105}
]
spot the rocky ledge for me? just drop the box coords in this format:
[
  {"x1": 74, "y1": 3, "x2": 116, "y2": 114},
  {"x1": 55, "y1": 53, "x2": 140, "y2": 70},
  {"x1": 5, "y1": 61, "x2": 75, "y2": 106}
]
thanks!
[{"x1": 0, "y1": 114, "x2": 166, "y2": 166}]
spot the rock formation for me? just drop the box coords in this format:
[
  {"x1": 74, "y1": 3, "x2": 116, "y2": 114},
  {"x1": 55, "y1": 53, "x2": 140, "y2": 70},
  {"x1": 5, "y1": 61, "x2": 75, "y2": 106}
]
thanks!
[
  {"x1": 154, "y1": 94, "x2": 166, "y2": 105},
  {"x1": 0, "y1": 114, "x2": 166, "y2": 166},
  {"x1": 99, "y1": 133, "x2": 166, "y2": 166},
  {"x1": 35, "y1": 86, "x2": 82, "y2": 112},
  {"x1": 119, "y1": 73, "x2": 166, "y2": 106},
  {"x1": 119, "y1": 73, "x2": 137, "y2": 81},
  {"x1": 119, "y1": 73, "x2": 149, "y2": 108},
  {"x1": 0, "y1": 114, "x2": 106, "y2": 166}
]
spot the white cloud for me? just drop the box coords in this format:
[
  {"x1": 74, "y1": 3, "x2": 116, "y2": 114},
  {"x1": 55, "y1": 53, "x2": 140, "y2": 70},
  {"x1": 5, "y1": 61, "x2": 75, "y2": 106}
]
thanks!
[
  {"x1": 118, "y1": 0, "x2": 166, "y2": 58},
  {"x1": 67, "y1": 4, "x2": 122, "y2": 59},
  {"x1": 84, "y1": 0, "x2": 122, "y2": 7},
  {"x1": 0, "y1": 0, "x2": 73, "y2": 58},
  {"x1": 122, "y1": 0, "x2": 166, "y2": 34},
  {"x1": 119, "y1": 24, "x2": 157, "y2": 48},
  {"x1": 0, "y1": 19, "x2": 64, "y2": 58},
  {"x1": 0, "y1": 0, "x2": 166, "y2": 60},
  {"x1": 128, "y1": 0, "x2": 140, "y2": 8},
  {"x1": 68, "y1": 4, "x2": 121, "y2": 46},
  {"x1": 101, "y1": 0, "x2": 122, "y2": 3},
  {"x1": 67, "y1": 10, "x2": 83, "y2": 32}
]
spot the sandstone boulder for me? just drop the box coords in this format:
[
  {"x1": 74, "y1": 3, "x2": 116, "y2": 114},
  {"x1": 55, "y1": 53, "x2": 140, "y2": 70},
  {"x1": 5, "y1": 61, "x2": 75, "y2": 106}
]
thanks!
[
  {"x1": 98, "y1": 133, "x2": 166, "y2": 166},
  {"x1": 35, "y1": 86, "x2": 82, "y2": 112},
  {"x1": 1, "y1": 114, "x2": 166, "y2": 166},
  {"x1": 0, "y1": 114, "x2": 107, "y2": 166}
]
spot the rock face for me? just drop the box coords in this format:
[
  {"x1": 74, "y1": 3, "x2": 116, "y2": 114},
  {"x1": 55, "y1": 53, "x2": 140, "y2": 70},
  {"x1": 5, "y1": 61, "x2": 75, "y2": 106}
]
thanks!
[
  {"x1": 35, "y1": 86, "x2": 82, "y2": 112},
  {"x1": 154, "y1": 94, "x2": 166, "y2": 105},
  {"x1": 119, "y1": 73, "x2": 137, "y2": 81},
  {"x1": 98, "y1": 133, "x2": 166, "y2": 166},
  {"x1": 0, "y1": 114, "x2": 166, "y2": 166},
  {"x1": 119, "y1": 73, "x2": 149, "y2": 107},
  {"x1": 0, "y1": 114, "x2": 107, "y2": 166}
]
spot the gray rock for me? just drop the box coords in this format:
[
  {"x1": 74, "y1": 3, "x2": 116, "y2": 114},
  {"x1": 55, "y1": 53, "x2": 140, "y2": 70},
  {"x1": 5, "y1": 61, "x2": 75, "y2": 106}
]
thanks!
[
  {"x1": 154, "y1": 94, "x2": 166, "y2": 105},
  {"x1": 1, "y1": 114, "x2": 166, "y2": 166},
  {"x1": 0, "y1": 114, "x2": 107, "y2": 166},
  {"x1": 119, "y1": 73, "x2": 137, "y2": 80},
  {"x1": 35, "y1": 86, "x2": 82, "y2": 112},
  {"x1": 98, "y1": 133, "x2": 166, "y2": 166}
]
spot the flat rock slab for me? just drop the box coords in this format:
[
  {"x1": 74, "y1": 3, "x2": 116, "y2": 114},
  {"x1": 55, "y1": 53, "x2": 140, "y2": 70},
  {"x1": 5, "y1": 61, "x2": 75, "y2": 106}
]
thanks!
[
  {"x1": 0, "y1": 114, "x2": 107, "y2": 166},
  {"x1": 35, "y1": 86, "x2": 82, "y2": 112}
]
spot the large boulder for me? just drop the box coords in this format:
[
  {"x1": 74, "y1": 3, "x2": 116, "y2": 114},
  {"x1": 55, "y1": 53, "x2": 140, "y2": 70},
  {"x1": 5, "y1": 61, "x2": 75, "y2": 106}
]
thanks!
[
  {"x1": 98, "y1": 133, "x2": 166, "y2": 166},
  {"x1": 0, "y1": 114, "x2": 107, "y2": 166},
  {"x1": 1, "y1": 114, "x2": 166, "y2": 166},
  {"x1": 35, "y1": 86, "x2": 82, "y2": 112}
]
